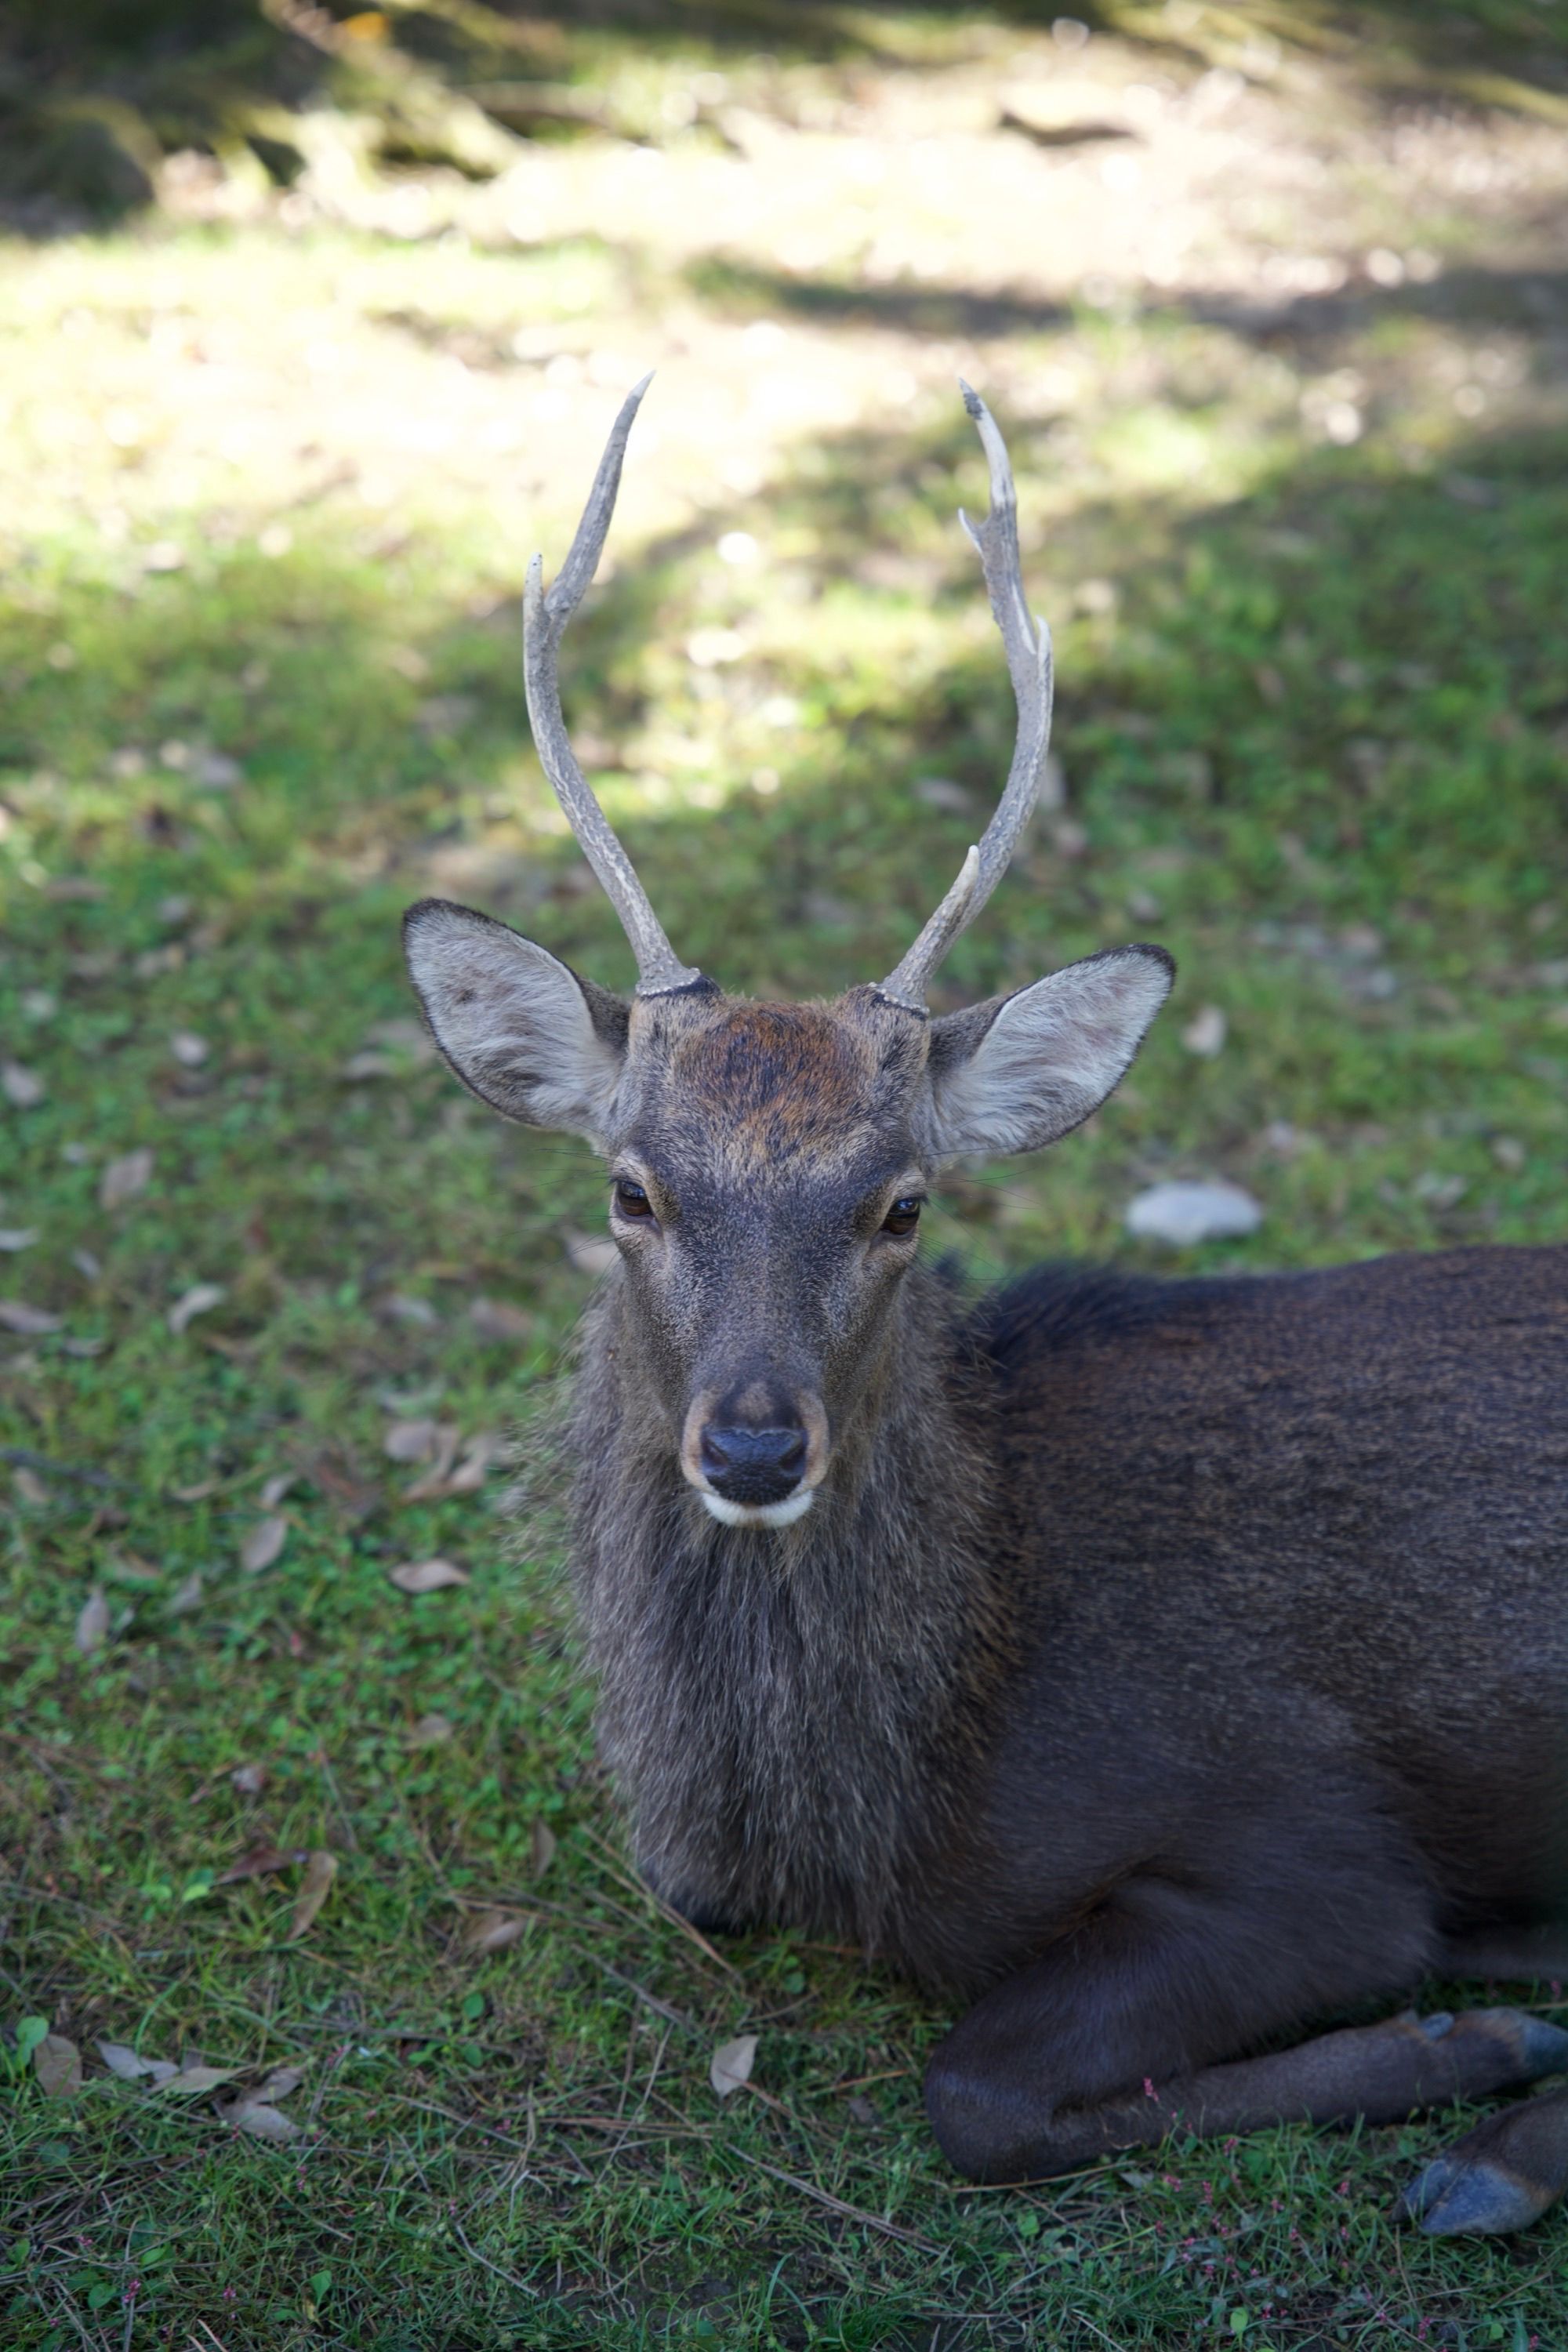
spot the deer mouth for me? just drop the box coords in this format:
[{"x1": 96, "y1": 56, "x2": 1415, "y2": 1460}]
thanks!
[{"x1": 697, "y1": 1487, "x2": 817, "y2": 1530}]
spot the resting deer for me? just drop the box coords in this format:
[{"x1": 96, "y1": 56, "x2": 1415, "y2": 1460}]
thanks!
[{"x1": 405, "y1": 382, "x2": 1568, "y2": 2235}]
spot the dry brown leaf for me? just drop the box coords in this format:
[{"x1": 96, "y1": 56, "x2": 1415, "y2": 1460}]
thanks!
[
  {"x1": 462, "y1": 1908, "x2": 529, "y2": 1955},
  {"x1": 97, "y1": 2039, "x2": 160, "y2": 2081},
  {"x1": 259, "y1": 1472, "x2": 294, "y2": 1509},
  {"x1": 400, "y1": 1424, "x2": 461, "y2": 1500},
  {"x1": 441, "y1": 1432, "x2": 504, "y2": 1495},
  {"x1": 530, "y1": 1818, "x2": 557, "y2": 1877},
  {"x1": 240, "y1": 1515, "x2": 288, "y2": 1574},
  {"x1": 390, "y1": 1557, "x2": 469, "y2": 1594},
  {"x1": 170, "y1": 1031, "x2": 209, "y2": 1068},
  {"x1": 13, "y1": 1466, "x2": 48, "y2": 1505},
  {"x1": 0, "y1": 1228, "x2": 39, "y2": 1251},
  {"x1": 168, "y1": 1570, "x2": 204, "y2": 1615},
  {"x1": 467, "y1": 1296, "x2": 532, "y2": 1342},
  {"x1": 0, "y1": 1299, "x2": 63, "y2": 1335},
  {"x1": 383, "y1": 1416, "x2": 439, "y2": 1463},
  {"x1": 223, "y1": 2097, "x2": 302, "y2": 2142},
  {"x1": 100, "y1": 1147, "x2": 154, "y2": 1210},
  {"x1": 255, "y1": 2063, "x2": 306, "y2": 2103},
  {"x1": 169, "y1": 1477, "x2": 220, "y2": 1501},
  {"x1": 155, "y1": 2063, "x2": 238, "y2": 2096},
  {"x1": 169, "y1": 1282, "x2": 226, "y2": 1334},
  {"x1": 216, "y1": 1843, "x2": 308, "y2": 1885},
  {"x1": 288, "y1": 1849, "x2": 337, "y2": 1940},
  {"x1": 563, "y1": 1230, "x2": 617, "y2": 1279},
  {"x1": 710, "y1": 2033, "x2": 757, "y2": 2100},
  {"x1": 230, "y1": 1762, "x2": 267, "y2": 1797},
  {"x1": 74, "y1": 1588, "x2": 109, "y2": 1654},
  {"x1": 408, "y1": 1712, "x2": 453, "y2": 1746},
  {"x1": 34, "y1": 2033, "x2": 82, "y2": 2097}
]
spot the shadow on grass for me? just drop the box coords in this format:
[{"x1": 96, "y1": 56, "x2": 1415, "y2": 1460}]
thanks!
[{"x1": 5, "y1": 0, "x2": 1568, "y2": 230}]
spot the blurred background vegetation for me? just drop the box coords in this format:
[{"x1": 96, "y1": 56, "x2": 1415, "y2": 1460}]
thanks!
[{"x1": 2, "y1": 4, "x2": 1566, "y2": 2348}]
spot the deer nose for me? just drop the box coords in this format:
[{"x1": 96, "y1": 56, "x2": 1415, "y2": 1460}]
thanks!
[{"x1": 699, "y1": 1423, "x2": 807, "y2": 1507}]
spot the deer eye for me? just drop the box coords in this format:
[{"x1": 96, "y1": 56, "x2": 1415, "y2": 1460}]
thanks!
[
  {"x1": 881, "y1": 1196, "x2": 922, "y2": 1237},
  {"x1": 613, "y1": 1178, "x2": 655, "y2": 1220}
]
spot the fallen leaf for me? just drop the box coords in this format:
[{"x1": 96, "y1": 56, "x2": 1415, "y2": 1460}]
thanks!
[
  {"x1": 169, "y1": 1476, "x2": 220, "y2": 1501},
  {"x1": 107, "y1": 1551, "x2": 160, "y2": 1585},
  {"x1": 13, "y1": 1466, "x2": 47, "y2": 1505},
  {"x1": 240, "y1": 1515, "x2": 288, "y2": 1573},
  {"x1": 100, "y1": 1148, "x2": 154, "y2": 1210},
  {"x1": 223, "y1": 2097, "x2": 301, "y2": 2142},
  {"x1": 74, "y1": 1588, "x2": 109, "y2": 1654},
  {"x1": 441, "y1": 1432, "x2": 503, "y2": 1494},
  {"x1": 168, "y1": 1571, "x2": 204, "y2": 1614},
  {"x1": 216, "y1": 1844, "x2": 308, "y2": 1884},
  {"x1": 468, "y1": 1295, "x2": 532, "y2": 1342},
  {"x1": 96, "y1": 2040, "x2": 163, "y2": 2082},
  {"x1": 710, "y1": 2033, "x2": 757, "y2": 2100},
  {"x1": 341, "y1": 1050, "x2": 394, "y2": 1080},
  {"x1": 34, "y1": 2033, "x2": 82, "y2": 2097},
  {"x1": 408, "y1": 1712, "x2": 452, "y2": 1746},
  {"x1": 463, "y1": 1908, "x2": 529, "y2": 1955},
  {"x1": 563, "y1": 1230, "x2": 617, "y2": 1279},
  {"x1": 260, "y1": 1472, "x2": 294, "y2": 1509},
  {"x1": 383, "y1": 1417, "x2": 439, "y2": 1463},
  {"x1": 170, "y1": 1031, "x2": 209, "y2": 1067},
  {"x1": 400, "y1": 1424, "x2": 463, "y2": 1501},
  {"x1": 154, "y1": 2063, "x2": 239, "y2": 2096},
  {"x1": 0, "y1": 1229, "x2": 39, "y2": 1251},
  {"x1": 381, "y1": 1291, "x2": 440, "y2": 1328},
  {"x1": 255, "y1": 2063, "x2": 306, "y2": 2103},
  {"x1": 169, "y1": 1282, "x2": 226, "y2": 1334},
  {"x1": 288, "y1": 1849, "x2": 338, "y2": 1941},
  {"x1": 390, "y1": 1557, "x2": 470, "y2": 1593},
  {"x1": 2, "y1": 1062, "x2": 45, "y2": 1108},
  {"x1": 1180, "y1": 1004, "x2": 1229, "y2": 1058},
  {"x1": 530, "y1": 1819, "x2": 556, "y2": 1876},
  {"x1": 0, "y1": 1300, "x2": 63, "y2": 1335},
  {"x1": 230, "y1": 1762, "x2": 267, "y2": 1797}
]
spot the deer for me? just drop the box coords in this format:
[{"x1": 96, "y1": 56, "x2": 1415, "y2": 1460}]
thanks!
[{"x1": 403, "y1": 379, "x2": 1568, "y2": 2238}]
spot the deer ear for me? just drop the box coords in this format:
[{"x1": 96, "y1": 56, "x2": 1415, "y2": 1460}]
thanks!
[
  {"x1": 402, "y1": 898, "x2": 627, "y2": 1141},
  {"x1": 923, "y1": 946, "x2": 1173, "y2": 1161}
]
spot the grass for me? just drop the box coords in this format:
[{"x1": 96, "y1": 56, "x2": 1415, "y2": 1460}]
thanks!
[{"x1": 3, "y1": 5, "x2": 1568, "y2": 2347}]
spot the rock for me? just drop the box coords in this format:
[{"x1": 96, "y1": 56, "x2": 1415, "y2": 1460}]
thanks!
[{"x1": 1126, "y1": 1180, "x2": 1262, "y2": 1247}]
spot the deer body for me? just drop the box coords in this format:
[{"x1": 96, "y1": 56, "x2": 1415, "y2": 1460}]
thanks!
[
  {"x1": 574, "y1": 1240, "x2": 1568, "y2": 2012},
  {"x1": 405, "y1": 383, "x2": 1568, "y2": 2235}
]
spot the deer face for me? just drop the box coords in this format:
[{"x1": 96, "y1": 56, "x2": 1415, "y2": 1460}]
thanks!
[{"x1": 404, "y1": 902, "x2": 1171, "y2": 1528}]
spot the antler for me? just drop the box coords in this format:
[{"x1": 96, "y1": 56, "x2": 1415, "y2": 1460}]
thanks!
[
  {"x1": 522, "y1": 376, "x2": 705, "y2": 998},
  {"x1": 877, "y1": 383, "x2": 1054, "y2": 1014}
]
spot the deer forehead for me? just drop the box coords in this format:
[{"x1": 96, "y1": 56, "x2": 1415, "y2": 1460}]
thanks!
[{"x1": 622, "y1": 993, "x2": 928, "y2": 1178}]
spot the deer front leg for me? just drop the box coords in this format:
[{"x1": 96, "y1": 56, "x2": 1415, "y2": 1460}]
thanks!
[{"x1": 924, "y1": 1891, "x2": 1568, "y2": 2200}]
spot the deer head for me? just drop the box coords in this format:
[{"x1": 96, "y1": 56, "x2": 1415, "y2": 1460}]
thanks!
[{"x1": 405, "y1": 383, "x2": 1172, "y2": 1528}]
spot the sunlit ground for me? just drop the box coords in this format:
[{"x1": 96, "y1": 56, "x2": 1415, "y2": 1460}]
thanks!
[{"x1": 3, "y1": 5, "x2": 1567, "y2": 2347}]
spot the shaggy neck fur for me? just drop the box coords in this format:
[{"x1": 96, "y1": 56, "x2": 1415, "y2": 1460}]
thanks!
[{"x1": 568, "y1": 1263, "x2": 1004, "y2": 1970}]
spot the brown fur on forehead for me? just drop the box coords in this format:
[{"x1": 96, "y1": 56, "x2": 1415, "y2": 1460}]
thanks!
[{"x1": 627, "y1": 989, "x2": 928, "y2": 1173}]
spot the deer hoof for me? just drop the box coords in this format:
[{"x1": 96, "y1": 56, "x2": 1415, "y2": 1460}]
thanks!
[{"x1": 1398, "y1": 2088, "x2": 1568, "y2": 2236}]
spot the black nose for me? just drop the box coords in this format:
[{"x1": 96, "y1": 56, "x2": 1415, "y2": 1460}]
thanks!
[{"x1": 699, "y1": 1425, "x2": 807, "y2": 1506}]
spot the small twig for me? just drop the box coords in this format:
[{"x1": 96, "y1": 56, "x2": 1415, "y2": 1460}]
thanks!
[
  {"x1": 828, "y1": 2067, "x2": 912, "y2": 2094},
  {"x1": 448, "y1": 2213, "x2": 539, "y2": 2299},
  {"x1": 726, "y1": 2150, "x2": 942, "y2": 2253}
]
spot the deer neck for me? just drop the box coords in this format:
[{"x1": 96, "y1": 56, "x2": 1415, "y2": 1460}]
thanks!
[{"x1": 568, "y1": 1265, "x2": 1000, "y2": 1955}]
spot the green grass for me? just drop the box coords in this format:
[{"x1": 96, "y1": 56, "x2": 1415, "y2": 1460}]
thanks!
[{"x1": 4, "y1": 6, "x2": 1568, "y2": 2347}]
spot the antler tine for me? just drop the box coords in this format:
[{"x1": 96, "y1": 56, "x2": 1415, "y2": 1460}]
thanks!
[
  {"x1": 877, "y1": 383, "x2": 1054, "y2": 1013},
  {"x1": 523, "y1": 376, "x2": 705, "y2": 998}
]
